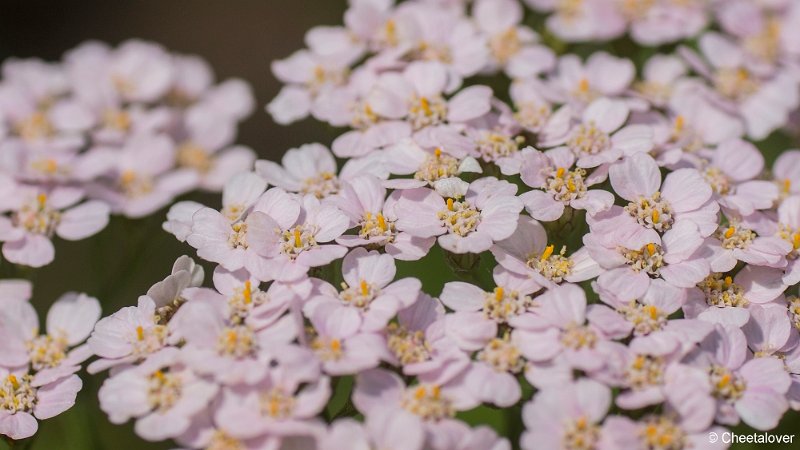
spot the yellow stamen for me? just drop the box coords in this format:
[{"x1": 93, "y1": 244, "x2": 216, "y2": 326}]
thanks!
[
  {"x1": 136, "y1": 326, "x2": 145, "y2": 341},
  {"x1": 330, "y1": 339, "x2": 341, "y2": 352},
  {"x1": 651, "y1": 210, "x2": 659, "y2": 224},
  {"x1": 243, "y1": 280, "x2": 252, "y2": 304},
  {"x1": 567, "y1": 178, "x2": 576, "y2": 192},
  {"x1": 446, "y1": 198, "x2": 454, "y2": 211},
  {"x1": 153, "y1": 370, "x2": 165, "y2": 381},
  {"x1": 646, "y1": 243, "x2": 656, "y2": 256},
  {"x1": 414, "y1": 386, "x2": 426, "y2": 399},
  {"x1": 718, "y1": 373, "x2": 731, "y2": 388},
  {"x1": 783, "y1": 179, "x2": 791, "y2": 193},
  {"x1": 420, "y1": 97, "x2": 432, "y2": 116},
  {"x1": 494, "y1": 287, "x2": 504, "y2": 301},
  {"x1": 724, "y1": 276, "x2": 733, "y2": 287},
  {"x1": 540, "y1": 244, "x2": 554, "y2": 261},
  {"x1": 724, "y1": 226, "x2": 735, "y2": 239},
  {"x1": 377, "y1": 213, "x2": 387, "y2": 231},
  {"x1": 37, "y1": 193, "x2": 47, "y2": 208},
  {"x1": 431, "y1": 385, "x2": 441, "y2": 399},
  {"x1": 360, "y1": 280, "x2": 369, "y2": 296},
  {"x1": 434, "y1": 147, "x2": 442, "y2": 158},
  {"x1": 556, "y1": 167, "x2": 566, "y2": 178},
  {"x1": 294, "y1": 228, "x2": 302, "y2": 248},
  {"x1": 793, "y1": 233, "x2": 800, "y2": 250},
  {"x1": 674, "y1": 115, "x2": 685, "y2": 132},
  {"x1": 646, "y1": 305, "x2": 658, "y2": 320},
  {"x1": 578, "y1": 78, "x2": 590, "y2": 93},
  {"x1": 7, "y1": 374, "x2": 19, "y2": 389}
]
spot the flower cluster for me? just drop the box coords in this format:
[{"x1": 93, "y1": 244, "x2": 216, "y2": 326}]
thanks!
[
  {"x1": 0, "y1": 280, "x2": 100, "y2": 440},
  {"x1": 76, "y1": 0, "x2": 800, "y2": 449},
  {"x1": 0, "y1": 39, "x2": 255, "y2": 267}
]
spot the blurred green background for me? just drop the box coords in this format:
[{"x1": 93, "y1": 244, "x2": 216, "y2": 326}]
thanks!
[{"x1": 0, "y1": 0, "x2": 798, "y2": 449}]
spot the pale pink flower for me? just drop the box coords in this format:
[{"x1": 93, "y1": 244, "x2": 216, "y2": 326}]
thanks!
[
  {"x1": 601, "y1": 414, "x2": 726, "y2": 450},
  {"x1": 595, "y1": 152, "x2": 718, "y2": 244},
  {"x1": 706, "y1": 221, "x2": 790, "y2": 273},
  {"x1": 333, "y1": 175, "x2": 436, "y2": 260},
  {"x1": 382, "y1": 139, "x2": 482, "y2": 190},
  {"x1": 525, "y1": 0, "x2": 626, "y2": 42},
  {"x1": 320, "y1": 411, "x2": 424, "y2": 450},
  {"x1": 773, "y1": 150, "x2": 800, "y2": 198},
  {"x1": 542, "y1": 53, "x2": 634, "y2": 108},
  {"x1": 304, "y1": 248, "x2": 421, "y2": 333},
  {"x1": 679, "y1": 32, "x2": 800, "y2": 140},
  {"x1": 0, "y1": 183, "x2": 110, "y2": 267},
  {"x1": 592, "y1": 278, "x2": 714, "y2": 356},
  {"x1": 741, "y1": 303, "x2": 794, "y2": 358},
  {"x1": 394, "y1": 176, "x2": 522, "y2": 254},
  {"x1": 255, "y1": 143, "x2": 385, "y2": 200},
  {"x1": 702, "y1": 139, "x2": 779, "y2": 215},
  {"x1": 352, "y1": 368, "x2": 481, "y2": 444},
  {"x1": 385, "y1": 293, "x2": 472, "y2": 384},
  {"x1": 0, "y1": 369, "x2": 82, "y2": 440},
  {"x1": 693, "y1": 324, "x2": 791, "y2": 430},
  {"x1": 89, "y1": 133, "x2": 196, "y2": 218},
  {"x1": 683, "y1": 268, "x2": 787, "y2": 327},
  {"x1": 492, "y1": 217, "x2": 600, "y2": 289},
  {"x1": 88, "y1": 295, "x2": 171, "y2": 373},
  {"x1": 98, "y1": 348, "x2": 218, "y2": 441},
  {"x1": 519, "y1": 146, "x2": 614, "y2": 220},
  {"x1": 625, "y1": 0, "x2": 707, "y2": 46},
  {"x1": 171, "y1": 102, "x2": 256, "y2": 191},
  {"x1": 366, "y1": 61, "x2": 492, "y2": 132},
  {"x1": 0, "y1": 292, "x2": 100, "y2": 386},
  {"x1": 472, "y1": 0, "x2": 556, "y2": 78},
  {"x1": 171, "y1": 297, "x2": 299, "y2": 385},
  {"x1": 214, "y1": 356, "x2": 329, "y2": 440},
  {"x1": 305, "y1": 303, "x2": 388, "y2": 376},
  {"x1": 246, "y1": 192, "x2": 350, "y2": 282},
  {"x1": 512, "y1": 283, "x2": 619, "y2": 374},
  {"x1": 540, "y1": 98, "x2": 653, "y2": 168},
  {"x1": 521, "y1": 379, "x2": 611, "y2": 450},
  {"x1": 164, "y1": 171, "x2": 266, "y2": 242}
]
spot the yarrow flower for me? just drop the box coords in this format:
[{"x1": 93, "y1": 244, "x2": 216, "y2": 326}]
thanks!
[{"x1": 13, "y1": 0, "x2": 800, "y2": 448}]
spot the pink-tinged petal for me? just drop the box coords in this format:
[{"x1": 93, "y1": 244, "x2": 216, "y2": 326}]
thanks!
[
  {"x1": 583, "y1": 98, "x2": 629, "y2": 133},
  {"x1": 737, "y1": 265, "x2": 787, "y2": 303},
  {"x1": 46, "y1": 293, "x2": 101, "y2": 345},
  {"x1": 742, "y1": 305, "x2": 792, "y2": 354},
  {"x1": 267, "y1": 86, "x2": 311, "y2": 125},
  {"x1": 520, "y1": 190, "x2": 564, "y2": 221},
  {"x1": 538, "y1": 283, "x2": 587, "y2": 325},
  {"x1": 466, "y1": 365, "x2": 521, "y2": 408},
  {"x1": 353, "y1": 369, "x2": 404, "y2": 415},
  {"x1": 565, "y1": 248, "x2": 602, "y2": 282},
  {"x1": 697, "y1": 307, "x2": 751, "y2": 327},
  {"x1": 571, "y1": 189, "x2": 614, "y2": 216},
  {"x1": 740, "y1": 357, "x2": 791, "y2": 393},
  {"x1": 664, "y1": 366, "x2": 715, "y2": 432},
  {"x1": 596, "y1": 268, "x2": 650, "y2": 302},
  {"x1": 587, "y1": 304, "x2": 632, "y2": 339},
  {"x1": 447, "y1": 86, "x2": 492, "y2": 123},
  {"x1": 3, "y1": 234, "x2": 54, "y2": 267},
  {"x1": 735, "y1": 389, "x2": 788, "y2": 431},
  {"x1": 515, "y1": 329, "x2": 562, "y2": 361},
  {"x1": 56, "y1": 201, "x2": 110, "y2": 240},
  {"x1": 34, "y1": 375, "x2": 82, "y2": 419},
  {"x1": 252, "y1": 188, "x2": 301, "y2": 230},
  {"x1": 609, "y1": 153, "x2": 660, "y2": 201},
  {"x1": 660, "y1": 258, "x2": 709, "y2": 288},
  {"x1": 444, "y1": 312, "x2": 497, "y2": 351},
  {"x1": 713, "y1": 139, "x2": 763, "y2": 181},
  {"x1": 662, "y1": 221, "x2": 702, "y2": 264},
  {"x1": 440, "y1": 282, "x2": 485, "y2": 312},
  {"x1": 661, "y1": 169, "x2": 712, "y2": 213},
  {"x1": 611, "y1": 125, "x2": 654, "y2": 156},
  {"x1": 0, "y1": 412, "x2": 38, "y2": 440}
]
